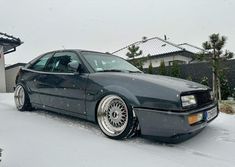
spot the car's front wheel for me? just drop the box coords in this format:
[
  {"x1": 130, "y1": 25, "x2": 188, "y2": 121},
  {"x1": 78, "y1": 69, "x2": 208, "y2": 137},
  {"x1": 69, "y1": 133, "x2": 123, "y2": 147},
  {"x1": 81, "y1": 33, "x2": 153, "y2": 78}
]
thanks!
[
  {"x1": 97, "y1": 95, "x2": 137, "y2": 140},
  {"x1": 14, "y1": 84, "x2": 32, "y2": 111}
]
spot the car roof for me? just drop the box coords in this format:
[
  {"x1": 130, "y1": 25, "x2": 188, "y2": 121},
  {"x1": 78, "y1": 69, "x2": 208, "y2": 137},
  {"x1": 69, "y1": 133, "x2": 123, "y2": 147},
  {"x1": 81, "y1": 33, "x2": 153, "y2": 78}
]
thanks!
[
  {"x1": 44, "y1": 49, "x2": 111, "y2": 55},
  {"x1": 43, "y1": 49, "x2": 122, "y2": 60}
]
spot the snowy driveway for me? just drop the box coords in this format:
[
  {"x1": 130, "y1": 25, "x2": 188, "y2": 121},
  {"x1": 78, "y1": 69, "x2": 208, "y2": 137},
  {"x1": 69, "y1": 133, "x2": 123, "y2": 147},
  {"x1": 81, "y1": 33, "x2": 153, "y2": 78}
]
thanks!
[{"x1": 0, "y1": 93, "x2": 235, "y2": 167}]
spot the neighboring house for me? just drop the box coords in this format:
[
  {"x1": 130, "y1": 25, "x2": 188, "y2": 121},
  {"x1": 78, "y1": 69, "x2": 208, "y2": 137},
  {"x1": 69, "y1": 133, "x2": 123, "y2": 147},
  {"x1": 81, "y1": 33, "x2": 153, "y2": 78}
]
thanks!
[
  {"x1": 0, "y1": 32, "x2": 22, "y2": 92},
  {"x1": 112, "y1": 37, "x2": 204, "y2": 68},
  {"x1": 5, "y1": 63, "x2": 26, "y2": 92}
]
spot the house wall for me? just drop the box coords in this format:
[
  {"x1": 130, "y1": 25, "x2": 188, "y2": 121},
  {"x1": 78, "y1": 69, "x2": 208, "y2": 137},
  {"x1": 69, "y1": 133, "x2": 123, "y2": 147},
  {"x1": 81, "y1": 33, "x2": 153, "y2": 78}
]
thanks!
[
  {"x1": 142, "y1": 54, "x2": 192, "y2": 68},
  {"x1": 0, "y1": 46, "x2": 6, "y2": 93},
  {"x1": 5, "y1": 66, "x2": 21, "y2": 92}
]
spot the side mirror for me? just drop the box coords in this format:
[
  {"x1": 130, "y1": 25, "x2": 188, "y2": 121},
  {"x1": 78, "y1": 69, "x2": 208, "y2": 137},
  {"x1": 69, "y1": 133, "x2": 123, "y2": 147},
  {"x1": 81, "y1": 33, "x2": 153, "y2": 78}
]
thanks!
[{"x1": 68, "y1": 61, "x2": 81, "y2": 73}]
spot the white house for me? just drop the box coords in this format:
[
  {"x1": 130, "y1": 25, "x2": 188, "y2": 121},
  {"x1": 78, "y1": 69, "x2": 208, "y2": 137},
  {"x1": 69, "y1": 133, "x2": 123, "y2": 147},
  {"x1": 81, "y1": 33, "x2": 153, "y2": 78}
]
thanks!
[
  {"x1": 0, "y1": 32, "x2": 22, "y2": 92},
  {"x1": 0, "y1": 46, "x2": 6, "y2": 92},
  {"x1": 112, "y1": 37, "x2": 204, "y2": 68}
]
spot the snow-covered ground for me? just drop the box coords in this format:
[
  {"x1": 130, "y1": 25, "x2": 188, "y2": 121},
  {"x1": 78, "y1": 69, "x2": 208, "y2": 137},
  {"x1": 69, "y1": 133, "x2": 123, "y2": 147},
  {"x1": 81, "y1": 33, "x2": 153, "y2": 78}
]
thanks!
[{"x1": 0, "y1": 93, "x2": 235, "y2": 167}]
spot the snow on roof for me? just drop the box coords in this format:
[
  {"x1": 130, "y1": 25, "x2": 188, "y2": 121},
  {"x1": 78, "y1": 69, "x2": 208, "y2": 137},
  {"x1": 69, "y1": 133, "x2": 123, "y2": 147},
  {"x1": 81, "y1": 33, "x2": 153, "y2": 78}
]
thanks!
[
  {"x1": 112, "y1": 37, "x2": 188, "y2": 59},
  {"x1": 0, "y1": 32, "x2": 23, "y2": 54},
  {"x1": 178, "y1": 43, "x2": 205, "y2": 54},
  {"x1": 112, "y1": 37, "x2": 204, "y2": 60}
]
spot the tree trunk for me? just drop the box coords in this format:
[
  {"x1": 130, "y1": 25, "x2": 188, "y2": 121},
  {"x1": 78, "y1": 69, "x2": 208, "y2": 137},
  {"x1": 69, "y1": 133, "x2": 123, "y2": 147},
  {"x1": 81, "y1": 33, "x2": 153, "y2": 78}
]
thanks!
[
  {"x1": 212, "y1": 47, "x2": 218, "y2": 101},
  {"x1": 218, "y1": 78, "x2": 221, "y2": 102},
  {"x1": 214, "y1": 72, "x2": 218, "y2": 100},
  {"x1": 212, "y1": 67, "x2": 216, "y2": 99}
]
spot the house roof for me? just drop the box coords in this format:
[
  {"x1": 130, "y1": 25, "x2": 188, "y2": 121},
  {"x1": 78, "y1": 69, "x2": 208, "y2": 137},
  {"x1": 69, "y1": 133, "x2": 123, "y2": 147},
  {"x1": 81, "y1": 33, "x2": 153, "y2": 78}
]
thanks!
[
  {"x1": 178, "y1": 43, "x2": 205, "y2": 54},
  {"x1": 112, "y1": 36, "x2": 202, "y2": 60},
  {"x1": 0, "y1": 32, "x2": 23, "y2": 55}
]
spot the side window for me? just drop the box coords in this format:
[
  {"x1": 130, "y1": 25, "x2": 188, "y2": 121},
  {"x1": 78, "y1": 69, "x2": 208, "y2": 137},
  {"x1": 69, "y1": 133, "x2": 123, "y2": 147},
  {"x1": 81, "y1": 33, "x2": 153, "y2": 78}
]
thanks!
[
  {"x1": 29, "y1": 53, "x2": 53, "y2": 71},
  {"x1": 46, "y1": 52, "x2": 81, "y2": 73}
]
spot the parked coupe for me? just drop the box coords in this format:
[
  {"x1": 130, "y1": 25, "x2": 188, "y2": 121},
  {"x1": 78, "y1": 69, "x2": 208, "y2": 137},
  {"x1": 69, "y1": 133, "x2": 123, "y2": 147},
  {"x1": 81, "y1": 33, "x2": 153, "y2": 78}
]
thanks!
[{"x1": 14, "y1": 49, "x2": 218, "y2": 142}]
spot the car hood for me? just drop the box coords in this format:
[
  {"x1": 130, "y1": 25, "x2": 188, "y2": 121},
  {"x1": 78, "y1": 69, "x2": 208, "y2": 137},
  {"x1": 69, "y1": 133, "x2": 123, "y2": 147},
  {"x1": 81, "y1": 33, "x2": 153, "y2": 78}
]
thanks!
[
  {"x1": 87, "y1": 72, "x2": 210, "y2": 110},
  {"x1": 94, "y1": 72, "x2": 209, "y2": 92},
  {"x1": 132, "y1": 73, "x2": 208, "y2": 92}
]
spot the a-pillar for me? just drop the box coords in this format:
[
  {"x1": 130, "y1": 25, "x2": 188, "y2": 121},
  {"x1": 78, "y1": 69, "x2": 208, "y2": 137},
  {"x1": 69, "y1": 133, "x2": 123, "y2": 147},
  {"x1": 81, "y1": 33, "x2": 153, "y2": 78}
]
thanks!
[{"x1": 0, "y1": 46, "x2": 6, "y2": 92}]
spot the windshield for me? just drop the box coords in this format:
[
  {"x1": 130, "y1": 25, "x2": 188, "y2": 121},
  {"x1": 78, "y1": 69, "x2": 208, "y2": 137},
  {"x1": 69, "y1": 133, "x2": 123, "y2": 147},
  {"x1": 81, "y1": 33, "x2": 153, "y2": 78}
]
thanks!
[{"x1": 82, "y1": 52, "x2": 141, "y2": 73}]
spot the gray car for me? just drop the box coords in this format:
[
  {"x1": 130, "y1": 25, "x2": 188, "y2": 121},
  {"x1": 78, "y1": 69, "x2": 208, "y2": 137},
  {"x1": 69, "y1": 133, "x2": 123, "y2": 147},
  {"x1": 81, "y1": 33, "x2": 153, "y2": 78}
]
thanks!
[{"x1": 14, "y1": 49, "x2": 218, "y2": 142}]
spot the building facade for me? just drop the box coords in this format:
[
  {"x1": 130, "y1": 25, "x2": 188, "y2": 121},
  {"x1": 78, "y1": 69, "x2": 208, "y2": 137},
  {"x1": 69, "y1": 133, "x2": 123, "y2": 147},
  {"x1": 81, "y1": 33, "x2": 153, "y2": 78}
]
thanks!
[
  {"x1": 0, "y1": 46, "x2": 6, "y2": 92},
  {"x1": 5, "y1": 63, "x2": 26, "y2": 92},
  {"x1": 112, "y1": 37, "x2": 204, "y2": 68},
  {"x1": 0, "y1": 32, "x2": 22, "y2": 92}
]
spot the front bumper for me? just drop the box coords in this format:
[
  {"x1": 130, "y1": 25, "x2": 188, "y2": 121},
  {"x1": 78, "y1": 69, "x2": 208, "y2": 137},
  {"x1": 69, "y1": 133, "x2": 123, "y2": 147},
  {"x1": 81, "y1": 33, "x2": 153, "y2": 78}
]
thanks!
[{"x1": 134, "y1": 102, "x2": 218, "y2": 141}]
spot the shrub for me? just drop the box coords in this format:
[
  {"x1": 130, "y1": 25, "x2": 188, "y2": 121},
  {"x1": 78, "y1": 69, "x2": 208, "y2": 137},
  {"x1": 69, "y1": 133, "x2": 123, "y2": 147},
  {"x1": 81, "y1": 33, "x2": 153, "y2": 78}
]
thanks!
[
  {"x1": 232, "y1": 88, "x2": 235, "y2": 98},
  {"x1": 159, "y1": 60, "x2": 167, "y2": 75},
  {"x1": 220, "y1": 76, "x2": 232, "y2": 100},
  {"x1": 148, "y1": 62, "x2": 153, "y2": 74},
  {"x1": 220, "y1": 102, "x2": 235, "y2": 114},
  {"x1": 170, "y1": 61, "x2": 180, "y2": 78},
  {"x1": 200, "y1": 76, "x2": 209, "y2": 86},
  {"x1": 186, "y1": 75, "x2": 192, "y2": 81}
]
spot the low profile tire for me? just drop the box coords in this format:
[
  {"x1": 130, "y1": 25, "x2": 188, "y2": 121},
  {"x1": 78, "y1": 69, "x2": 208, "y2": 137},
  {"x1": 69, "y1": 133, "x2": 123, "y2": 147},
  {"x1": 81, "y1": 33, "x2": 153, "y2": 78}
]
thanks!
[
  {"x1": 97, "y1": 95, "x2": 137, "y2": 140},
  {"x1": 14, "y1": 84, "x2": 32, "y2": 111}
]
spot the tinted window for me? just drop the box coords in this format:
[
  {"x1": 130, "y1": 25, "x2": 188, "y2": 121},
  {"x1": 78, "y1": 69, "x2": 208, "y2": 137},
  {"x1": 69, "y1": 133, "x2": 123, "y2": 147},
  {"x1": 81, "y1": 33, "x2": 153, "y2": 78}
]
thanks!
[
  {"x1": 45, "y1": 52, "x2": 80, "y2": 73},
  {"x1": 29, "y1": 53, "x2": 53, "y2": 71}
]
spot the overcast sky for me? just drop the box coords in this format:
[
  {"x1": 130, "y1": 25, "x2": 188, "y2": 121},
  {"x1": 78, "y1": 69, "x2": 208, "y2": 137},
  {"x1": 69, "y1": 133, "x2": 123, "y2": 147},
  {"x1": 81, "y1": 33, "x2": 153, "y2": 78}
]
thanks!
[{"x1": 1, "y1": 0, "x2": 235, "y2": 64}]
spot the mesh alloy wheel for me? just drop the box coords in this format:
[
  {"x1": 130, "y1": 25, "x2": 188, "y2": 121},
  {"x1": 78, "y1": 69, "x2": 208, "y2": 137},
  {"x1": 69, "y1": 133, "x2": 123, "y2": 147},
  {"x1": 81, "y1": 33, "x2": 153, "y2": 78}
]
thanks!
[
  {"x1": 14, "y1": 85, "x2": 26, "y2": 110},
  {"x1": 97, "y1": 95, "x2": 137, "y2": 139},
  {"x1": 14, "y1": 84, "x2": 32, "y2": 111}
]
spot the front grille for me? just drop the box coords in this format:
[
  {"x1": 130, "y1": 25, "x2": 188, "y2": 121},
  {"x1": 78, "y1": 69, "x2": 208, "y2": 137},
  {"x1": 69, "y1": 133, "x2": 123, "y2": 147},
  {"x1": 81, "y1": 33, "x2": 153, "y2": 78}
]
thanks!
[{"x1": 195, "y1": 91, "x2": 213, "y2": 107}]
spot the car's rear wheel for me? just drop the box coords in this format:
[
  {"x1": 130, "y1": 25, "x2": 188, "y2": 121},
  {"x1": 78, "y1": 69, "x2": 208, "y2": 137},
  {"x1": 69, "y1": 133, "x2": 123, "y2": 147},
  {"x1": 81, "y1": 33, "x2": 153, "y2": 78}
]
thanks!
[
  {"x1": 14, "y1": 84, "x2": 32, "y2": 111},
  {"x1": 97, "y1": 95, "x2": 137, "y2": 140}
]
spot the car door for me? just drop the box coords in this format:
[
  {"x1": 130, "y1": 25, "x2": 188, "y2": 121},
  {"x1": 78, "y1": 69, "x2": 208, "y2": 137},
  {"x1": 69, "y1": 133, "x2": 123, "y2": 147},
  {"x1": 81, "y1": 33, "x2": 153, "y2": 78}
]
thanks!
[
  {"x1": 37, "y1": 51, "x2": 88, "y2": 116},
  {"x1": 25, "y1": 52, "x2": 54, "y2": 104}
]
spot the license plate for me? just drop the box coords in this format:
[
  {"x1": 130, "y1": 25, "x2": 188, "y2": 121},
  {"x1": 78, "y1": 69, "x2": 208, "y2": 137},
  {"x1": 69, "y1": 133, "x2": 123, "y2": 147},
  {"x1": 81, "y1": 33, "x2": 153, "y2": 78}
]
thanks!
[{"x1": 207, "y1": 107, "x2": 217, "y2": 121}]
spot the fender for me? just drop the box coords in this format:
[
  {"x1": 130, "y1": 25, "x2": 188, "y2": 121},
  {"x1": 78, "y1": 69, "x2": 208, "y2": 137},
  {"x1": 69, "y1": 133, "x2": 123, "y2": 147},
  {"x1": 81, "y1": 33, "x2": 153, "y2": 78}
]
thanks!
[
  {"x1": 85, "y1": 85, "x2": 140, "y2": 122},
  {"x1": 102, "y1": 85, "x2": 140, "y2": 107}
]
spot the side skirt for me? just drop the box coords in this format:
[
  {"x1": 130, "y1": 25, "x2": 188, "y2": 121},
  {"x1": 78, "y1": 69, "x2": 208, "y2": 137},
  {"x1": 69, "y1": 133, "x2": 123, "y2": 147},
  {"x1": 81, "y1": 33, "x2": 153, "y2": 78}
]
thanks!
[{"x1": 31, "y1": 103, "x2": 87, "y2": 119}]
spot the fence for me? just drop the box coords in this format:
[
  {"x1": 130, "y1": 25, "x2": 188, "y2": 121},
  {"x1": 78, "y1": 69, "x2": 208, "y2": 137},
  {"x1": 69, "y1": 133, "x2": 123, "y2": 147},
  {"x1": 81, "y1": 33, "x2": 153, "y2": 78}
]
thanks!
[{"x1": 146, "y1": 59, "x2": 235, "y2": 89}]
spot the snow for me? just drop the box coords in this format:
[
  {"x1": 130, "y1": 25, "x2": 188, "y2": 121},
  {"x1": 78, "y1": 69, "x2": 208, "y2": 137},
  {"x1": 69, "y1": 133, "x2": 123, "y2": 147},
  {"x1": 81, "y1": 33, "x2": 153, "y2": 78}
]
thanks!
[{"x1": 0, "y1": 93, "x2": 235, "y2": 167}]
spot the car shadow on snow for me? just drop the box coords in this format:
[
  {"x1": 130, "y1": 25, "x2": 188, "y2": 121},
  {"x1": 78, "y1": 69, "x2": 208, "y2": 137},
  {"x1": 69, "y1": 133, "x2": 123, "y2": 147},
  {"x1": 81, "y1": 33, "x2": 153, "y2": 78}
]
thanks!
[
  {"x1": 27, "y1": 108, "x2": 222, "y2": 147},
  {"x1": 30, "y1": 109, "x2": 103, "y2": 137}
]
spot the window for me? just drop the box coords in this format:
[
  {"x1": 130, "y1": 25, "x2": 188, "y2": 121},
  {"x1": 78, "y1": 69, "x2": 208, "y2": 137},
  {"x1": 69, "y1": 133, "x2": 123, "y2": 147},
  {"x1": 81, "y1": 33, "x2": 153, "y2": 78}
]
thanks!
[
  {"x1": 45, "y1": 52, "x2": 81, "y2": 73},
  {"x1": 29, "y1": 53, "x2": 53, "y2": 71},
  {"x1": 168, "y1": 60, "x2": 186, "y2": 66}
]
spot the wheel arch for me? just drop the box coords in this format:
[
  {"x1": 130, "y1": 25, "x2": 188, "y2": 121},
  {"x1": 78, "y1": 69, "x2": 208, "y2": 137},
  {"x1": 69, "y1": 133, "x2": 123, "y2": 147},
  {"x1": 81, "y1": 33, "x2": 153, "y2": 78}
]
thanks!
[{"x1": 91, "y1": 85, "x2": 140, "y2": 124}]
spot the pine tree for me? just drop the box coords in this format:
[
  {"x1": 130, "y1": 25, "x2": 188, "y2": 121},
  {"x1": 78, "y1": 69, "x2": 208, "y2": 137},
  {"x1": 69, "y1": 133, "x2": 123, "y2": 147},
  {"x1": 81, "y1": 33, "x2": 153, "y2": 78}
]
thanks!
[
  {"x1": 148, "y1": 62, "x2": 153, "y2": 74},
  {"x1": 170, "y1": 61, "x2": 180, "y2": 78},
  {"x1": 126, "y1": 45, "x2": 143, "y2": 69},
  {"x1": 159, "y1": 60, "x2": 167, "y2": 75},
  {"x1": 198, "y1": 33, "x2": 234, "y2": 101}
]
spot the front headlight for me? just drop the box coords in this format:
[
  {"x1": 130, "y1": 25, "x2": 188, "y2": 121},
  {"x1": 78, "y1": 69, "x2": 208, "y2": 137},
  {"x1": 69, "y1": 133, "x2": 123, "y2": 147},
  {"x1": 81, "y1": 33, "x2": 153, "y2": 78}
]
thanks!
[{"x1": 181, "y1": 95, "x2": 197, "y2": 108}]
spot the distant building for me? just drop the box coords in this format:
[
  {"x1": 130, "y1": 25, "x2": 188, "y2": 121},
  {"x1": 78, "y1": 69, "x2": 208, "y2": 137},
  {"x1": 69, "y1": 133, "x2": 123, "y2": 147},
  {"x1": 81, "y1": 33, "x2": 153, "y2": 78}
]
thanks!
[
  {"x1": 112, "y1": 37, "x2": 204, "y2": 68},
  {"x1": 5, "y1": 63, "x2": 26, "y2": 92},
  {"x1": 0, "y1": 32, "x2": 22, "y2": 92}
]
